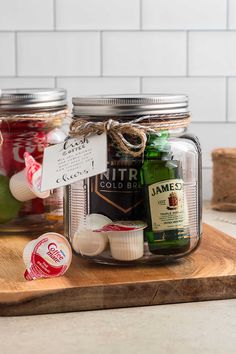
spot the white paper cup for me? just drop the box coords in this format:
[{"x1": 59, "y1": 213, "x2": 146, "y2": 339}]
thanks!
[
  {"x1": 72, "y1": 229, "x2": 108, "y2": 256},
  {"x1": 107, "y1": 229, "x2": 144, "y2": 261},
  {"x1": 9, "y1": 168, "x2": 50, "y2": 202}
]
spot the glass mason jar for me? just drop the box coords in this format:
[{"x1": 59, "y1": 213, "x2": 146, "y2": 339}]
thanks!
[
  {"x1": 65, "y1": 95, "x2": 202, "y2": 265},
  {"x1": 0, "y1": 89, "x2": 68, "y2": 235}
]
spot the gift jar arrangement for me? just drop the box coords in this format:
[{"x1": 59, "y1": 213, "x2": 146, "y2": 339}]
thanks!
[
  {"x1": 0, "y1": 89, "x2": 68, "y2": 235},
  {"x1": 64, "y1": 95, "x2": 202, "y2": 265}
]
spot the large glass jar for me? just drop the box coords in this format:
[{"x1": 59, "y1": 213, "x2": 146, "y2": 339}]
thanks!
[
  {"x1": 0, "y1": 89, "x2": 68, "y2": 235},
  {"x1": 65, "y1": 95, "x2": 202, "y2": 265}
]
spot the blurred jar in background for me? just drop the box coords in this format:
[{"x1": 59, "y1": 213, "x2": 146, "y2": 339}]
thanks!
[{"x1": 0, "y1": 89, "x2": 68, "y2": 235}]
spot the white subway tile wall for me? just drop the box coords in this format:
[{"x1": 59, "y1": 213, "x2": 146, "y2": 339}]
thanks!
[
  {"x1": 0, "y1": 0, "x2": 235, "y2": 200},
  {"x1": 18, "y1": 32, "x2": 100, "y2": 76},
  {"x1": 57, "y1": 77, "x2": 140, "y2": 104},
  {"x1": 103, "y1": 32, "x2": 187, "y2": 76},
  {"x1": 142, "y1": 0, "x2": 227, "y2": 30},
  {"x1": 0, "y1": 0, "x2": 53, "y2": 30},
  {"x1": 142, "y1": 77, "x2": 226, "y2": 122},
  {"x1": 56, "y1": 0, "x2": 140, "y2": 30},
  {"x1": 0, "y1": 33, "x2": 15, "y2": 75},
  {"x1": 189, "y1": 32, "x2": 236, "y2": 76},
  {"x1": 229, "y1": 0, "x2": 236, "y2": 29},
  {"x1": 228, "y1": 78, "x2": 236, "y2": 121}
]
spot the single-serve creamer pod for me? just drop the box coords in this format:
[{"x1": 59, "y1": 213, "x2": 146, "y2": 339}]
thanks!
[
  {"x1": 72, "y1": 214, "x2": 111, "y2": 256},
  {"x1": 9, "y1": 169, "x2": 37, "y2": 202},
  {"x1": 24, "y1": 152, "x2": 50, "y2": 199},
  {"x1": 85, "y1": 214, "x2": 112, "y2": 230},
  {"x1": 23, "y1": 240, "x2": 36, "y2": 267},
  {"x1": 72, "y1": 229, "x2": 108, "y2": 256},
  {"x1": 96, "y1": 221, "x2": 147, "y2": 261},
  {"x1": 23, "y1": 232, "x2": 72, "y2": 281},
  {"x1": 9, "y1": 153, "x2": 50, "y2": 201}
]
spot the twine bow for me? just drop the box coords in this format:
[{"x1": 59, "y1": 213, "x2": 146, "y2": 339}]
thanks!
[{"x1": 70, "y1": 114, "x2": 190, "y2": 157}]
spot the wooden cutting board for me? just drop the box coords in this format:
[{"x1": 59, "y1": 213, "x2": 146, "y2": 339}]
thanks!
[{"x1": 1, "y1": 223, "x2": 236, "y2": 316}]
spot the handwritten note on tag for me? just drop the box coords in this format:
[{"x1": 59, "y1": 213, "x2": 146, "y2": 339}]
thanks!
[{"x1": 40, "y1": 133, "x2": 107, "y2": 191}]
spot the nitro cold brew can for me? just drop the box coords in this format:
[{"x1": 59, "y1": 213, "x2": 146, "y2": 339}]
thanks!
[{"x1": 90, "y1": 141, "x2": 144, "y2": 220}]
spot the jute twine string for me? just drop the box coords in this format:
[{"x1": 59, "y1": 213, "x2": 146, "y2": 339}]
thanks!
[
  {"x1": 0, "y1": 109, "x2": 69, "y2": 148},
  {"x1": 70, "y1": 113, "x2": 190, "y2": 157}
]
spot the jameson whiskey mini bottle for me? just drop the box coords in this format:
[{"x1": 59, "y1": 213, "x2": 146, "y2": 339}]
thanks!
[{"x1": 140, "y1": 132, "x2": 190, "y2": 255}]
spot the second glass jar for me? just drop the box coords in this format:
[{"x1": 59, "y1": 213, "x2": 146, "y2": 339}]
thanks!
[
  {"x1": 0, "y1": 89, "x2": 68, "y2": 235},
  {"x1": 65, "y1": 95, "x2": 202, "y2": 265}
]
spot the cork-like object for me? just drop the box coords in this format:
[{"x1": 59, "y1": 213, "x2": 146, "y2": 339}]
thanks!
[{"x1": 212, "y1": 148, "x2": 236, "y2": 211}]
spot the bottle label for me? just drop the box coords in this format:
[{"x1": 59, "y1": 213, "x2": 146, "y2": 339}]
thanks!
[
  {"x1": 89, "y1": 139, "x2": 144, "y2": 221},
  {"x1": 148, "y1": 179, "x2": 186, "y2": 231},
  {"x1": 90, "y1": 165, "x2": 143, "y2": 217}
]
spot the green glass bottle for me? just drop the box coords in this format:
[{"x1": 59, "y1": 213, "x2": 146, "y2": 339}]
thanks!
[{"x1": 140, "y1": 132, "x2": 190, "y2": 255}]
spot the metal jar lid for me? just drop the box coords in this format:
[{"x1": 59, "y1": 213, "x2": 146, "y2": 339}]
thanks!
[
  {"x1": 0, "y1": 88, "x2": 67, "y2": 111},
  {"x1": 72, "y1": 94, "x2": 189, "y2": 118}
]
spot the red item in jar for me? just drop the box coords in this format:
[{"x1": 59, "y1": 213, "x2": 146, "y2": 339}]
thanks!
[
  {"x1": 0, "y1": 119, "x2": 48, "y2": 215},
  {"x1": 0, "y1": 120, "x2": 47, "y2": 176}
]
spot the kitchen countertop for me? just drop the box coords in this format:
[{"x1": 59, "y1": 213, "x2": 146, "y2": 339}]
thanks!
[{"x1": 1, "y1": 202, "x2": 236, "y2": 354}]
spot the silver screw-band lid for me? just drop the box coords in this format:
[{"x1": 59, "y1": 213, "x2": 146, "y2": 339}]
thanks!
[
  {"x1": 72, "y1": 94, "x2": 189, "y2": 117},
  {"x1": 0, "y1": 88, "x2": 67, "y2": 110}
]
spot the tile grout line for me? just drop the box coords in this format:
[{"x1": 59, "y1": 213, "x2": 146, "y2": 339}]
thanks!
[
  {"x1": 0, "y1": 75, "x2": 234, "y2": 79},
  {"x1": 226, "y1": 0, "x2": 229, "y2": 29},
  {"x1": 0, "y1": 75, "x2": 235, "y2": 79},
  {"x1": 1, "y1": 74, "x2": 236, "y2": 82},
  {"x1": 14, "y1": 32, "x2": 18, "y2": 76},
  {"x1": 2, "y1": 29, "x2": 236, "y2": 33},
  {"x1": 139, "y1": 0, "x2": 142, "y2": 30},
  {"x1": 100, "y1": 31, "x2": 103, "y2": 76},
  {"x1": 5, "y1": 75, "x2": 234, "y2": 79},
  {"x1": 53, "y1": 0, "x2": 56, "y2": 30}
]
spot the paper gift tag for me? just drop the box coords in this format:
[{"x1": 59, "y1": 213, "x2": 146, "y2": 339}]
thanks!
[{"x1": 40, "y1": 133, "x2": 107, "y2": 191}]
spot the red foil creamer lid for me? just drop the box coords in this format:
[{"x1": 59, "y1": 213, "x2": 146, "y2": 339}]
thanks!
[{"x1": 23, "y1": 232, "x2": 72, "y2": 281}]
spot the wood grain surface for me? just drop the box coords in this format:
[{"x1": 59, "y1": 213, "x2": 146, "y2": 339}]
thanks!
[{"x1": 1, "y1": 224, "x2": 236, "y2": 316}]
